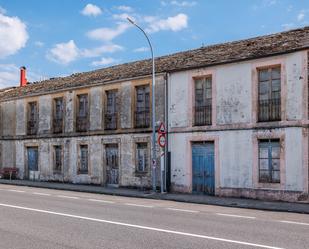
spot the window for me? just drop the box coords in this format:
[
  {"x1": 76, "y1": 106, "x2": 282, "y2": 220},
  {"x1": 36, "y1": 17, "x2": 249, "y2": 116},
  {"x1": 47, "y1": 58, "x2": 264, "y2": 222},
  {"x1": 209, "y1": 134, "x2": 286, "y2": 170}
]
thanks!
[
  {"x1": 194, "y1": 77, "x2": 212, "y2": 126},
  {"x1": 135, "y1": 85, "x2": 150, "y2": 128},
  {"x1": 27, "y1": 102, "x2": 38, "y2": 135},
  {"x1": 76, "y1": 94, "x2": 89, "y2": 132},
  {"x1": 258, "y1": 139, "x2": 280, "y2": 183},
  {"x1": 258, "y1": 67, "x2": 281, "y2": 122},
  {"x1": 105, "y1": 90, "x2": 118, "y2": 130},
  {"x1": 53, "y1": 98, "x2": 64, "y2": 133},
  {"x1": 53, "y1": 145, "x2": 62, "y2": 173},
  {"x1": 79, "y1": 145, "x2": 88, "y2": 174},
  {"x1": 136, "y1": 143, "x2": 148, "y2": 173}
]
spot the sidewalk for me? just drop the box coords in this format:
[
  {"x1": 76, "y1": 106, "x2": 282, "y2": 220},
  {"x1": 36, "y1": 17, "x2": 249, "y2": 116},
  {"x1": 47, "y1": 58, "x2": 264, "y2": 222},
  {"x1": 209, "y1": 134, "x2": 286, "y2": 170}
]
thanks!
[{"x1": 0, "y1": 179, "x2": 308, "y2": 214}]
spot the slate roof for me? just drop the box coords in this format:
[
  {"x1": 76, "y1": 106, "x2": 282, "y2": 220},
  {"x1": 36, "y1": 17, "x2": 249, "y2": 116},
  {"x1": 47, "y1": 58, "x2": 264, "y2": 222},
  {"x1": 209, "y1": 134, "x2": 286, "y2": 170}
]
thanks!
[{"x1": 1, "y1": 26, "x2": 309, "y2": 101}]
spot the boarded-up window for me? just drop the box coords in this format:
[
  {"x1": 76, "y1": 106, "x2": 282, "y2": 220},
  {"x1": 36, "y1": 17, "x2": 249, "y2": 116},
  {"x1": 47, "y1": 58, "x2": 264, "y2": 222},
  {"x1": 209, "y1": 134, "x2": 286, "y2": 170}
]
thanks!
[
  {"x1": 135, "y1": 85, "x2": 150, "y2": 128},
  {"x1": 53, "y1": 98, "x2": 64, "y2": 133},
  {"x1": 53, "y1": 145, "x2": 62, "y2": 173},
  {"x1": 79, "y1": 145, "x2": 88, "y2": 174},
  {"x1": 136, "y1": 143, "x2": 148, "y2": 173},
  {"x1": 105, "y1": 90, "x2": 118, "y2": 130},
  {"x1": 258, "y1": 67, "x2": 281, "y2": 122},
  {"x1": 194, "y1": 77, "x2": 212, "y2": 126},
  {"x1": 27, "y1": 102, "x2": 38, "y2": 135},
  {"x1": 259, "y1": 139, "x2": 280, "y2": 183},
  {"x1": 76, "y1": 94, "x2": 89, "y2": 132}
]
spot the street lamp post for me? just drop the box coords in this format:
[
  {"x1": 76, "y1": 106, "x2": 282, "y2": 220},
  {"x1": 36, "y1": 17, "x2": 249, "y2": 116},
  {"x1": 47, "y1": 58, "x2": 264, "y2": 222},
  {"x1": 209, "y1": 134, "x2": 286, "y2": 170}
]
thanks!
[{"x1": 127, "y1": 17, "x2": 157, "y2": 192}]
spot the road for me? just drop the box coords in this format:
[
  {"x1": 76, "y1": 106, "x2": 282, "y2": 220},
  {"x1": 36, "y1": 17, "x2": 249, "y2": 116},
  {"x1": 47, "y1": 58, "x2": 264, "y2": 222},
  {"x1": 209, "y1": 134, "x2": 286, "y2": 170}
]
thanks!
[{"x1": 0, "y1": 184, "x2": 308, "y2": 249}]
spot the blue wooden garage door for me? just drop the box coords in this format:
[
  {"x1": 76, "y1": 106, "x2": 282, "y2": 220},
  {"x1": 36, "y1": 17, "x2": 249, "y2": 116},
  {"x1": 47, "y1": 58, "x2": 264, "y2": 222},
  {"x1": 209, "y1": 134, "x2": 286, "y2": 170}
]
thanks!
[
  {"x1": 192, "y1": 142, "x2": 215, "y2": 195},
  {"x1": 27, "y1": 147, "x2": 38, "y2": 173}
]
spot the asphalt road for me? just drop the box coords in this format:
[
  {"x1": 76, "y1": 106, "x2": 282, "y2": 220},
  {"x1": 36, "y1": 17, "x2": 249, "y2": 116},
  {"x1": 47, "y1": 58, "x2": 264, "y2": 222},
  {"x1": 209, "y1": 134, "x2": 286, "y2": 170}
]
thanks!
[{"x1": 0, "y1": 184, "x2": 308, "y2": 249}]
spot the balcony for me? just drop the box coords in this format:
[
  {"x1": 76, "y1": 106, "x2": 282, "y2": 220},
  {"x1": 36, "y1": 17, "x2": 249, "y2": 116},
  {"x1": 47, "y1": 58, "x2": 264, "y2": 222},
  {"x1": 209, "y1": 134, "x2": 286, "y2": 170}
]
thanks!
[
  {"x1": 194, "y1": 105, "x2": 212, "y2": 126},
  {"x1": 258, "y1": 98, "x2": 281, "y2": 122},
  {"x1": 27, "y1": 120, "x2": 38, "y2": 135},
  {"x1": 105, "y1": 113, "x2": 117, "y2": 130},
  {"x1": 76, "y1": 116, "x2": 88, "y2": 132},
  {"x1": 53, "y1": 118, "x2": 63, "y2": 134},
  {"x1": 134, "y1": 109, "x2": 150, "y2": 128}
]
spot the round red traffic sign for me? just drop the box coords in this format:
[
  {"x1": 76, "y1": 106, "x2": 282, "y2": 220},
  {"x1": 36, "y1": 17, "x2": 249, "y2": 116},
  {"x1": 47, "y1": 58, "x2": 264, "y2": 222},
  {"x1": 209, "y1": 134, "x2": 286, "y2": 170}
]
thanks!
[{"x1": 158, "y1": 134, "x2": 166, "y2": 147}]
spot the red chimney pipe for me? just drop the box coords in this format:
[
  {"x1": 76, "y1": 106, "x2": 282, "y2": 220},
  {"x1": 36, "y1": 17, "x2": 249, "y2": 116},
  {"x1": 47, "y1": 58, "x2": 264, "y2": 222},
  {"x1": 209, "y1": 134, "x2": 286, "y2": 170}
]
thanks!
[{"x1": 20, "y1": 66, "x2": 27, "y2": 87}]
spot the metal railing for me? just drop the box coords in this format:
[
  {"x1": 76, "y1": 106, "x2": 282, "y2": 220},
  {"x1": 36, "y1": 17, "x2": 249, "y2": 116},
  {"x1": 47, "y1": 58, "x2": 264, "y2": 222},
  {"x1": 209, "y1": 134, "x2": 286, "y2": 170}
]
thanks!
[
  {"x1": 76, "y1": 116, "x2": 88, "y2": 132},
  {"x1": 53, "y1": 118, "x2": 63, "y2": 133},
  {"x1": 258, "y1": 98, "x2": 281, "y2": 122},
  {"x1": 194, "y1": 105, "x2": 212, "y2": 126},
  {"x1": 27, "y1": 120, "x2": 38, "y2": 135},
  {"x1": 104, "y1": 113, "x2": 117, "y2": 130},
  {"x1": 134, "y1": 109, "x2": 150, "y2": 128}
]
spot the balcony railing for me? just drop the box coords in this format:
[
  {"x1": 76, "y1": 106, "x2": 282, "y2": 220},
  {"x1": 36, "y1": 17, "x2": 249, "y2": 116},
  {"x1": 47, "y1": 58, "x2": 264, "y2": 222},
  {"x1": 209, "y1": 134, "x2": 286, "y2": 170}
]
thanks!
[
  {"x1": 53, "y1": 118, "x2": 63, "y2": 134},
  {"x1": 27, "y1": 120, "x2": 38, "y2": 135},
  {"x1": 135, "y1": 109, "x2": 150, "y2": 128},
  {"x1": 105, "y1": 113, "x2": 117, "y2": 130},
  {"x1": 194, "y1": 105, "x2": 212, "y2": 126},
  {"x1": 258, "y1": 98, "x2": 281, "y2": 122},
  {"x1": 76, "y1": 116, "x2": 88, "y2": 132}
]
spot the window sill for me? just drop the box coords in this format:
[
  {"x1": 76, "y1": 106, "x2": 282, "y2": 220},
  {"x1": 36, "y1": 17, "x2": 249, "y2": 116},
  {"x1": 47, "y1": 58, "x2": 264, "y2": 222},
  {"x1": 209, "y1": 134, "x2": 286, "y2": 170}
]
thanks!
[{"x1": 135, "y1": 171, "x2": 148, "y2": 176}]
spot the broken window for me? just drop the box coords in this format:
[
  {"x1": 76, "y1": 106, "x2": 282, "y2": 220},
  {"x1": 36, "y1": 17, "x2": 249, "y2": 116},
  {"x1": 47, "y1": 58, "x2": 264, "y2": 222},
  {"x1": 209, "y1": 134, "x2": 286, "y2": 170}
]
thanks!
[
  {"x1": 76, "y1": 94, "x2": 89, "y2": 132},
  {"x1": 27, "y1": 102, "x2": 38, "y2": 135},
  {"x1": 258, "y1": 139, "x2": 280, "y2": 183},
  {"x1": 194, "y1": 77, "x2": 212, "y2": 126},
  {"x1": 258, "y1": 67, "x2": 281, "y2": 122},
  {"x1": 53, "y1": 145, "x2": 62, "y2": 173},
  {"x1": 105, "y1": 90, "x2": 118, "y2": 130},
  {"x1": 79, "y1": 145, "x2": 88, "y2": 174},
  {"x1": 136, "y1": 143, "x2": 148, "y2": 173},
  {"x1": 135, "y1": 85, "x2": 150, "y2": 128},
  {"x1": 53, "y1": 97, "x2": 64, "y2": 133}
]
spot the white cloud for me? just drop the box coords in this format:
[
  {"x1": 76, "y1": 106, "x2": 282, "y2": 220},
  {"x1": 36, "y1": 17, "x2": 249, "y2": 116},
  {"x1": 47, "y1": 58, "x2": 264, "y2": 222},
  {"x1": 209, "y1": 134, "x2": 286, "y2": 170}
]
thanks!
[
  {"x1": 91, "y1": 57, "x2": 118, "y2": 67},
  {"x1": 0, "y1": 64, "x2": 43, "y2": 88},
  {"x1": 47, "y1": 40, "x2": 79, "y2": 64},
  {"x1": 170, "y1": 1, "x2": 197, "y2": 7},
  {"x1": 281, "y1": 23, "x2": 294, "y2": 30},
  {"x1": 113, "y1": 13, "x2": 135, "y2": 22},
  {"x1": 133, "y1": 47, "x2": 150, "y2": 52},
  {"x1": 116, "y1": 5, "x2": 134, "y2": 12},
  {"x1": 87, "y1": 23, "x2": 130, "y2": 42},
  {"x1": 81, "y1": 3, "x2": 102, "y2": 17},
  {"x1": 0, "y1": 13, "x2": 28, "y2": 58},
  {"x1": 81, "y1": 44, "x2": 123, "y2": 58},
  {"x1": 34, "y1": 41, "x2": 44, "y2": 47},
  {"x1": 0, "y1": 6, "x2": 6, "y2": 14},
  {"x1": 297, "y1": 12, "x2": 305, "y2": 22},
  {"x1": 146, "y1": 13, "x2": 188, "y2": 33}
]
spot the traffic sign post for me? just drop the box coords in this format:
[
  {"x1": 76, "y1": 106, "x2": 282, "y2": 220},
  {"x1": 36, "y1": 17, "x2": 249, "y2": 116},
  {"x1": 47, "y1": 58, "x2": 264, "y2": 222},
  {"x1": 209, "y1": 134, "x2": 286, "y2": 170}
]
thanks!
[{"x1": 157, "y1": 122, "x2": 166, "y2": 193}]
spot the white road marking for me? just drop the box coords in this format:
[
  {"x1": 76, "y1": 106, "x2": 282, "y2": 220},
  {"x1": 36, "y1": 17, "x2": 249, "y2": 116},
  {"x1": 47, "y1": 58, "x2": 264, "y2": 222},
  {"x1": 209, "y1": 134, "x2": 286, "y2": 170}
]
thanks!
[
  {"x1": 125, "y1": 203, "x2": 154, "y2": 208},
  {"x1": 167, "y1": 208, "x2": 199, "y2": 213},
  {"x1": 88, "y1": 199, "x2": 115, "y2": 204},
  {"x1": 216, "y1": 213, "x2": 256, "y2": 219},
  {"x1": 32, "y1": 192, "x2": 51, "y2": 196},
  {"x1": 57, "y1": 195, "x2": 79, "y2": 200},
  {"x1": 0, "y1": 203, "x2": 284, "y2": 249},
  {"x1": 8, "y1": 189, "x2": 25, "y2": 193},
  {"x1": 280, "y1": 220, "x2": 309, "y2": 226}
]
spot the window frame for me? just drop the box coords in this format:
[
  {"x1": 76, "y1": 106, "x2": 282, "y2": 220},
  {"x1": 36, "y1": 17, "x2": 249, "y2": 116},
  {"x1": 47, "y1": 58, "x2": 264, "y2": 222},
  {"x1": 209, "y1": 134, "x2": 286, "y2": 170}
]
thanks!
[
  {"x1": 134, "y1": 85, "x2": 150, "y2": 128},
  {"x1": 53, "y1": 145, "x2": 63, "y2": 174},
  {"x1": 135, "y1": 142, "x2": 149, "y2": 174},
  {"x1": 258, "y1": 139, "x2": 281, "y2": 184},
  {"x1": 78, "y1": 144, "x2": 89, "y2": 175}
]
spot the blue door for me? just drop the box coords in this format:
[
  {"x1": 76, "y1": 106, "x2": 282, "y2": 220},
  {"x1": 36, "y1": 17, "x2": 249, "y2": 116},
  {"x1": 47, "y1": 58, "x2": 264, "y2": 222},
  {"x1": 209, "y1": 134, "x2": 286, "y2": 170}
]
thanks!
[
  {"x1": 192, "y1": 142, "x2": 215, "y2": 195},
  {"x1": 27, "y1": 147, "x2": 38, "y2": 176}
]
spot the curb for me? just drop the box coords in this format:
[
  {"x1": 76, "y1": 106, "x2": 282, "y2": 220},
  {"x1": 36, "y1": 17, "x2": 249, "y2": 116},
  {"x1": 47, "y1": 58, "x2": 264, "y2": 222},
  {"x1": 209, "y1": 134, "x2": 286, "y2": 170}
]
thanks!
[{"x1": 0, "y1": 180, "x2": 308, "y2": 214}]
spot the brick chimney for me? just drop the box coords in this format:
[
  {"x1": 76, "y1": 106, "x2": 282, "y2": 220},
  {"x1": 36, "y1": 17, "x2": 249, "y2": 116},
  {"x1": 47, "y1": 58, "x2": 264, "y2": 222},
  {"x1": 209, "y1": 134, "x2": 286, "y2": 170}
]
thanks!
[{"x1": 20, "y1": 66, "x2": 27, "y2": 87}]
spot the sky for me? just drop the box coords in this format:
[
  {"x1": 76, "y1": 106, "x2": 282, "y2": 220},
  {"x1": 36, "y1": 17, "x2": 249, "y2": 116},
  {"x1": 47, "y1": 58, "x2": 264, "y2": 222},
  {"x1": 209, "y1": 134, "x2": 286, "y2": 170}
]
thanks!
[{"x1": 0, "y1": 0, "x2": 308, "y2": 89}]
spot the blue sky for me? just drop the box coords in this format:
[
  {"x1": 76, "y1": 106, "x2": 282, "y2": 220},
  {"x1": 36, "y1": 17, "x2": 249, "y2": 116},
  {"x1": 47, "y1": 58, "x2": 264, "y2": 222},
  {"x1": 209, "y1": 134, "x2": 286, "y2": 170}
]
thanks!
[{"x1": 0, "y1": 0, "x2": 308, "y2": 88}]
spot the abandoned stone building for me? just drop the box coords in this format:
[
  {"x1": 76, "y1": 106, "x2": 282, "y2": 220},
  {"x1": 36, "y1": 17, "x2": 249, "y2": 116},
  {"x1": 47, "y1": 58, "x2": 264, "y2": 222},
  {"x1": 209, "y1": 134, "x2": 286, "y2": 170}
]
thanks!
[{"x1": 0, "y1": 26, "x2": 309, "y2": 202}]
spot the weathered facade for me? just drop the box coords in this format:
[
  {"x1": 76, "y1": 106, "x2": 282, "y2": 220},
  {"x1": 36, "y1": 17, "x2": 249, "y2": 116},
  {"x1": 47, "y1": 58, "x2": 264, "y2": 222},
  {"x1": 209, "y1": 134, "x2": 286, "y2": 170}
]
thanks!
[
  {"x1": 0, "y1": 75, "x2": 166, "y2": 187},
  {"x1": 0, "y1": 27, "x2": 309, "y2": 201}
]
